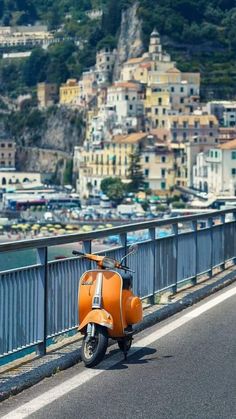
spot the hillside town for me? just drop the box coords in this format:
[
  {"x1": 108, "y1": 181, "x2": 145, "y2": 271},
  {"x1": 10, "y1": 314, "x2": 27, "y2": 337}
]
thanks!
[
  {"x1": 56, "y1": 29, "x2": 236, "y2": 201},
  {"x1": 1, "y1": 28, "x2": 236, "y2": 230}
]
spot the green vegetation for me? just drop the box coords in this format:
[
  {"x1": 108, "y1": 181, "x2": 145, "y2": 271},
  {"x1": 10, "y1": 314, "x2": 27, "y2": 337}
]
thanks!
[
  {"x1": 127, "y1": 150, "x2": 146, "y2": 193},
  {"x1": 100, "y1": 176, "x2": 126, "y2": 203},
  {"x1": 0, "y1": 0, "x2": 235, "y2": 98}
]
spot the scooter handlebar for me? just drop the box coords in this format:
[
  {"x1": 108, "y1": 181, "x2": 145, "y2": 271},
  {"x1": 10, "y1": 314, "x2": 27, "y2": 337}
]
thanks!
[
  {"x1": 72, "y1": 250, "x2": 85, "y2": 257},
  {"x1": 119, "y1": 265, "x2": 135, "y2": 273}
]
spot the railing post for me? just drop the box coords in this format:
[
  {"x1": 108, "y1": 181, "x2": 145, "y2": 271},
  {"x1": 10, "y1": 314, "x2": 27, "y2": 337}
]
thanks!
[
  {"x1": 220, "y1": 214, "x2": 226, "y2": 270},
  {"x1": 149, "y1": 228, "x2": 156, "y2": 304},
  {"x1": 119, "y1": 233, "x2": 127, "y2": 255},
  {"x1": 208, "y1": 217, "x2": 213, "y2": 277},
  {"x1": 233, "y1": 211, "x2": 236, "y2": 265},
  {"x1": 36, "y1": 247, "x2": 48, "y2": 356},
  {"x1": 172, "y1": 223, "x2": 178, "y2": 294},
  {"x1": 192, "y1": 220, "x2": 198, "y2": 286},
  {"x1": 83, "y1": 240, "x2": 92, "y2": 269}
]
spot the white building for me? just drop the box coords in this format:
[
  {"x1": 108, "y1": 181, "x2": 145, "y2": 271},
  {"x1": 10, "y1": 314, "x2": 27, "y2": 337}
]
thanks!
[
  {"x1": 106, "y1": 82, "x2": 144, "y2": 131},
  {"x1": 193, "y1": 139, "x2": 236, "y2": 195},
  {"x1": 0, "y1": 25, "x2": 53, "y2": 48},
  {"x1": 206, "y1": 101, "x2": 236, "y2": 127}
]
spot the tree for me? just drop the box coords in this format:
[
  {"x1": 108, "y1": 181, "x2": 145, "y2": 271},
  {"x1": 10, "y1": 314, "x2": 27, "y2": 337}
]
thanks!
[
  {"x1": 100, "y1": 177, "x2": 125, "y2": 203},
  {"x1": 127, "y1": 150, "x2": 145, "y2": 193}
]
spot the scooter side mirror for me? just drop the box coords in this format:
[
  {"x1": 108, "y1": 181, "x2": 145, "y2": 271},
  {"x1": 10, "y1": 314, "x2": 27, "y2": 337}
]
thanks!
[
  {"x1": 128, "y1": 244, "x2": 138, "y2": 255},
  {"x1": 120, "y1": 244, "x2": 138, "y2": 264}
]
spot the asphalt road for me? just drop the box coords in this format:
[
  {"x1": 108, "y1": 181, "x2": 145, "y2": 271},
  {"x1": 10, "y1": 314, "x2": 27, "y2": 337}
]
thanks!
[{"x1": 1, "y1": 284, "x2": 236, "y2": 419}]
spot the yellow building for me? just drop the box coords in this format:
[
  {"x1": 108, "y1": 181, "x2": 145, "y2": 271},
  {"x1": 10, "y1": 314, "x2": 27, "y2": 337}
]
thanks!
[
  {"x1": 145, "y1": 86, "x2": 171, "y2": 129},
  {"x1": 59, "y1": 79, "x2": 80, "y2": 106},
  {"x1": 75, "y1": 132, "x2": 174, "y2": 197}
]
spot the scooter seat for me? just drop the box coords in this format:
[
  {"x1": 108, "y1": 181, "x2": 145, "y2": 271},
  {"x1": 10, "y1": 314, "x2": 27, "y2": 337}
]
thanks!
[{"x1": 122, "y1": 272, "x2": 133, "y2": 290}]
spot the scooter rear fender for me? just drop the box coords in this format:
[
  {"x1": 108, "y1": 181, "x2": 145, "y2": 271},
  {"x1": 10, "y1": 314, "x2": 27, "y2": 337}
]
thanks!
[{"x1": 78, "y1": 309, "x2": 113, "y2": 333}]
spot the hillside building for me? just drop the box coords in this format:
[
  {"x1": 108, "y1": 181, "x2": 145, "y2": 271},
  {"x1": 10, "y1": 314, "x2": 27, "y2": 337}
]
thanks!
[
  {"x1": 0, "y1": 140, "x2": 16, "y2": 170},
  {"x1": 0, "y1": 25, "x2": 53, "y2": 48},
  {"x1": 74, "y1": 132, "x2": 174, "y2": 198},
  {"x1": 37, "y1": 83, "x2": 58, "y2": 108},
  {"x1": 206, "y1": 101, "x2": 236, "y2": 127},
  {"x1": 59, "y1": 79, "x2": 80, "y2": 106},
  {"x1": 193, "y1": 140, "x2": 236, "y2": 196}
]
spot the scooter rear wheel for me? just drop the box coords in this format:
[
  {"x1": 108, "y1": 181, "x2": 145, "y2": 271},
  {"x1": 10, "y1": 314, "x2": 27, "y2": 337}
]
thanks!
[{"x1": 81, "y1": 325, "x2": 108, "y2": 368}]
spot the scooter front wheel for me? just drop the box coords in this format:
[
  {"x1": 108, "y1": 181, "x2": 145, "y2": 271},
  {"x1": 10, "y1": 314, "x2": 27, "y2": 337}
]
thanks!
[{"x1": 81, "y1": 325, "x2": 108, "y2": 368}]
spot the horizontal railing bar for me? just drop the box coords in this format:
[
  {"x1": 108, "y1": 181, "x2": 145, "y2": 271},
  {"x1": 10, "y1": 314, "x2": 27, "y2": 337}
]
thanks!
[
  {"x1": 0, "y1": 340, "x2": 43, "y2": 359},
  {"x1": 0, "y1": 209, "x2": 235, "y2": 253},
  {"x1": 0, "y1": 263, "x2": 41, "y2": 276}
]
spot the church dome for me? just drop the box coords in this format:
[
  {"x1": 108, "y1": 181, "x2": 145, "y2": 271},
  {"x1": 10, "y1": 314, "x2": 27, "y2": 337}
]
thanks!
[{"x1": 150, "y1": 28, "x2": 159, "y2": 37}]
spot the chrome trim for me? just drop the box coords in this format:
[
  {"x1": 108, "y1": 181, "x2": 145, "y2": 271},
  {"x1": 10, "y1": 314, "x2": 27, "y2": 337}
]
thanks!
[{"x1": 92, "y1": 272, "x2": 103, "y2": 309}]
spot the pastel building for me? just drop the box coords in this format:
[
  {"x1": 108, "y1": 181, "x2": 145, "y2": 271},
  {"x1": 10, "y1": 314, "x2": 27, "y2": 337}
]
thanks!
[
  {"x1": 193, "y1": 140, "x2": 236, "y2": 196},
  {"x1": 74, "y1": 132, "x2": 174, "y2": 198}
]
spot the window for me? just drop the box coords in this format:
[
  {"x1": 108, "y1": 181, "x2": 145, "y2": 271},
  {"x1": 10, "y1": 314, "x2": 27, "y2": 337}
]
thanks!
[
  {"x1": 161, "y1": 156, "x2": 166, "y2": 163},
  {"x1": 125, "y1": 95, "x2": 129, "y2": 100},
  {"x1": 158, "y1": 98, "x2": 162, "y2": 105},
  {"x1": 145, "y1": 156, "x2": 149, "y2": 163},
  {"x1": 171, "y1": 87, "x2": 174, "y2": 92},
  {"x1": 161, "y1": 169, "x2": 165, "y2": 177},
  {"x1": 183, "y1": 121, "x2": 187, "y2": 128},
  {"x1": 163, "y1": 108, "x2": 166, "y2": 115},
  {"x1": 190, "y1": 88, "x2": 194, "y2": 95},
  {"x1": 161, "y1": 181, "x2": 166, "y2": 189},
  {"x1": 129, "y1": 104, "x2": 133, "y2": 110},
  {"x1": 180, "y1": 98, "x2": 184, "y2": 104},
  {"x1": 180, "y1": 87, "x2": 184, "y2": 93},
  {"x1": 232, "y1": 168, "x2": 236, "y2": 175},
  {"x1": 232, "y1": 151, "x2": 236, "y2": 160},
  {"x1": 214, "y1": 151, "x2": 218, "y2": 158},
  {"x1": 155, "y1": 108, "x2": 158, "y2": 115},
  {"x1": 144, "y1": 169, "x2": 149, "y2": 176}
]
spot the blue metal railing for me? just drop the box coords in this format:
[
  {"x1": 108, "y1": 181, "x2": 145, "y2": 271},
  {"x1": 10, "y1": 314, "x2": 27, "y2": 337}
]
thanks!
[{"x1": 0, "y1": 209, "x2": 236, "y2": 360}]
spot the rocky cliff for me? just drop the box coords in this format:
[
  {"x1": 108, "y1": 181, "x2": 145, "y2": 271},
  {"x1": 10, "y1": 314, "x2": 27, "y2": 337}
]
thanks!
[
  {"x1": 2, "y1": 105, "x2": 85, "y2": 182},
  {"x1": 113, "y1": 2, "x2": 144, "y2": 81}
]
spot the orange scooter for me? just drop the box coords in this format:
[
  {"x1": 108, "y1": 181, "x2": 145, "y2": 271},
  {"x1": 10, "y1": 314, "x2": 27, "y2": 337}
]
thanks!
[{"x1": 72, "y1": 245, "x2": 143, "y2": 367}]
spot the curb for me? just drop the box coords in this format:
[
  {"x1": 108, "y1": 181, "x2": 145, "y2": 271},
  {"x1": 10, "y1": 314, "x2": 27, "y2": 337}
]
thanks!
[{"x1": 0, "y1": 266, "x2": 236, "y2": 402}]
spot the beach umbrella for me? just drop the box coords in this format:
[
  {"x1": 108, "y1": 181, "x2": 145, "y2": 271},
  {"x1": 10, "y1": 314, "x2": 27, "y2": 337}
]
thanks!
[
  {"x1": 66, "y1": 230, "x2": 75, "y2": 234},
  {"x1": 31, "y1": 225, "x2": 39, "y2": 231},
  {"x1": 0, "y1": 225, "x2": 3, "y2": 230},
  {"x1": 58, "y1": 229, "x2": 66, "y2": 234},
  {"x1": 40, "y1": 226, "x2": 48, "y2": 231},
  {"x1": 97, "y1": 225, "x2": 105, "y2": 230},
  {"x1": 82, "y1": 225, "x2": 93, "y2": 232},
  {"x1": 54, "y1": 224, "x2": 62, "y2": 229},
  {"x1": 11, "y1": 224, "x2": 20, "y2": 229},
  {"x1": 20, "y1": 224, "x2": 29, "y2": 230},
  {"x1": 65, "y1": 224, "x2": 74, "y2": 230},
  {"x1": 105, "y1": 223, "x2": 113, "y2": 228},
  {"x1": 46, "y1": 224, "x2": 53, "y2": 228}
]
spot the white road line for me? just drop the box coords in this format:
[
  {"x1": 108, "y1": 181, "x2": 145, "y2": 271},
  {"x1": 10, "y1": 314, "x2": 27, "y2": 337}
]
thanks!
[{"x1": 2, "y1": 285, "x2": 236, "y2": 419}]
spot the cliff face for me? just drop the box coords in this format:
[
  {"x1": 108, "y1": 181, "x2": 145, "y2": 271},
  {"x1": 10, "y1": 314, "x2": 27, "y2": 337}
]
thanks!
[
  {"x1": 113, "y1": 2, "x2": 144, "y2": 81},
  {"x1": 3, "y1": 106, "x2": 85, "y2": 179}
]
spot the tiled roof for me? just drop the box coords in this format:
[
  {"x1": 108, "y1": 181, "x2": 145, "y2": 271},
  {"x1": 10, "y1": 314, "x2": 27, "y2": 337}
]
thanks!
[
  {"x1": 125, "y1": 57, "x2": 146, "y2": 64},
  {"x1": 169, "y1": 114, "x2": 218, "y2": 125},
  {"x1": 112, "y1": 132, "x2": 147, "y2": 144},
  {"x1": 220, "y1": 139, "x2": 236, "y2": 149},
  {"x1": 109, "y1": 82, "x2": 140, "y2": 90}
]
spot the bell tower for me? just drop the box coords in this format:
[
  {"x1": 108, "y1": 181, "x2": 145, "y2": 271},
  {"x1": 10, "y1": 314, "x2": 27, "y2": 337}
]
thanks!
[{"x1": 149, "y1": 28, "x2": 162, "y2": 59}]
